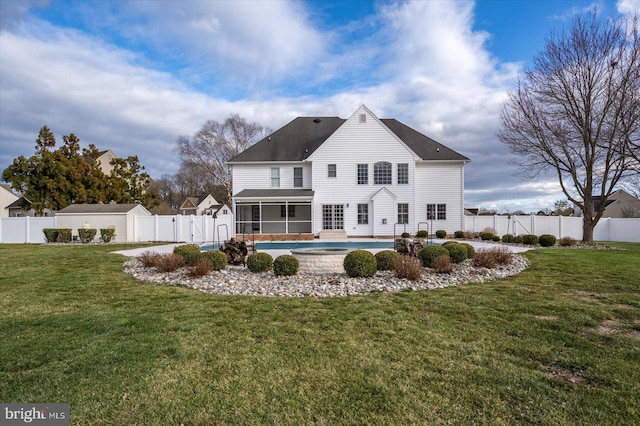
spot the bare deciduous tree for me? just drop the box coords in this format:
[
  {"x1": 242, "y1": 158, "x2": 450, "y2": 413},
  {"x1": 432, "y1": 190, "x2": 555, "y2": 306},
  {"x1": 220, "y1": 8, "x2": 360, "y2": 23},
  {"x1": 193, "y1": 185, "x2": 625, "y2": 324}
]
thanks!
[
  {"x1": 176, "y1": 114, "x2": 270, "y2": 203},
  {"x1": 498, "y1": 12, "x2": 640, "y2": 242}
]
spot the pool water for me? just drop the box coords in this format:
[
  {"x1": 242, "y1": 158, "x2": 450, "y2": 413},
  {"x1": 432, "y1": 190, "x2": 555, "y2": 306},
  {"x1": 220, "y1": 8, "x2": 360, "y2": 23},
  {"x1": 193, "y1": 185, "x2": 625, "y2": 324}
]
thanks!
[{"x1": 201, "y1": 240, "x2": 438, "y2": 251}]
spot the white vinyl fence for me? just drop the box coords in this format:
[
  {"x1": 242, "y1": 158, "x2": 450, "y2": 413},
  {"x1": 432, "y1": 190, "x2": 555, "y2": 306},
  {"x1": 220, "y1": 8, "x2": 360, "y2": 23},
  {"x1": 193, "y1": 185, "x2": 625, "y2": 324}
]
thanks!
[
  {"x1": 1, "y1": 214, "x2": 638, "y2": 243},
  {"x1": 463, "y1": 215, "x2": 640, "y2": 243},
  {"x1": 0, "y1": 214, "x2": 235, "y2": 244}
]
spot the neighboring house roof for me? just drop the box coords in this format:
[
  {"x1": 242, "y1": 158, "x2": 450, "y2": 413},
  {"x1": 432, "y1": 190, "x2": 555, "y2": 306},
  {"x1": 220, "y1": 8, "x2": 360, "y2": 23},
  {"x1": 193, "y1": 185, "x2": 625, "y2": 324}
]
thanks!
[
  {"x1": 6, "y1": 197, "x2": 26, "y2": 209},
  {"x1": 1, "y1": 184, "x2": 15, "y2": 193},
  {"x1": 228, "y1": 113, "x2": 469, "y2": 163},
  {"x1": 57, "y1": 203, "x2": 146, "y2": 214},
  {"x1": 235, "y1": 189, "x2": 315, "y2": 199}
]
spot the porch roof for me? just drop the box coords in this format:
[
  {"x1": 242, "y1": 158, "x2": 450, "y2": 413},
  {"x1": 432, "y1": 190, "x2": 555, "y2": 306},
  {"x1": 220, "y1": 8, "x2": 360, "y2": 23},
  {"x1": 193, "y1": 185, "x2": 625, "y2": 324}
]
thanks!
[{"x1": 234, "y1": 189, "x2": 314, "y2": 201}]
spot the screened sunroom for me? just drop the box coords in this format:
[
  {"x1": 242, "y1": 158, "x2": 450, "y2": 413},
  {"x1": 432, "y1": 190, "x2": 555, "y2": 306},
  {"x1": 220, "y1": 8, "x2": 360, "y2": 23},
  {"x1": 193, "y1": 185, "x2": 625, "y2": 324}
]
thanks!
[{"x1": 234, "y1": 189, "x2": 313, "y2": 236}]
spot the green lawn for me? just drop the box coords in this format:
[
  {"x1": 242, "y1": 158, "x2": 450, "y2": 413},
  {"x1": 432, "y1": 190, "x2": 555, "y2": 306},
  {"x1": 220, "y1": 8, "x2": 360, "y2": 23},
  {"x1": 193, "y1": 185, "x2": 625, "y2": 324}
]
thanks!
[{"x1": 1, "y1": 243, "x2": 639, "y2": 425}]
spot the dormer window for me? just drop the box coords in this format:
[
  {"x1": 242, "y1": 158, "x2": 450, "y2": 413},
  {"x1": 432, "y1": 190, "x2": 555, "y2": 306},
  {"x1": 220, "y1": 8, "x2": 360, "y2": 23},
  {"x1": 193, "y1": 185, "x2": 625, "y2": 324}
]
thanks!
[{"x1": 359, "y1": 114, "x2": 367, "y2": 123}]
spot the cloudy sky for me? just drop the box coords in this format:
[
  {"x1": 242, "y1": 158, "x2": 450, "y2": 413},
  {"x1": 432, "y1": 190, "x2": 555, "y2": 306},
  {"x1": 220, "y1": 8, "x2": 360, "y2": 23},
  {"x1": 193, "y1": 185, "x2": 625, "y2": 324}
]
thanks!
[{"x1": 1, "y1": 0, "x2": 638, "y2": 212}]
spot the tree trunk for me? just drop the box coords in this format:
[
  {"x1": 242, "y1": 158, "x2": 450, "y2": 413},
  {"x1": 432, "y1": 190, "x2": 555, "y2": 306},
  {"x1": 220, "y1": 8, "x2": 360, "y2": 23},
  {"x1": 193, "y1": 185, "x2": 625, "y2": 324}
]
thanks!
[{"x1": 582, "y1": 216, "x2": 595, "y2": 243}]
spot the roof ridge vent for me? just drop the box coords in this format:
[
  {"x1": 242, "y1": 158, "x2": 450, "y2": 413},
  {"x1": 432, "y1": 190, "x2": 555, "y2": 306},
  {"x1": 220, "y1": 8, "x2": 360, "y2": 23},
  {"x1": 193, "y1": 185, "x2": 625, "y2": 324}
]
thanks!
[{"x1": 313, "y1": 118, "x2": 321, "y2": 123}]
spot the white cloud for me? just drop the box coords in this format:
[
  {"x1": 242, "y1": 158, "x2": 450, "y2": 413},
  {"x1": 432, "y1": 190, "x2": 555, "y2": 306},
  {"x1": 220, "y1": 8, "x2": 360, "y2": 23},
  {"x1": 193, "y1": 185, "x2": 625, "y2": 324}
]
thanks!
[{"x1": 617, "y1": 0, "x2": 640, "y2": 14}]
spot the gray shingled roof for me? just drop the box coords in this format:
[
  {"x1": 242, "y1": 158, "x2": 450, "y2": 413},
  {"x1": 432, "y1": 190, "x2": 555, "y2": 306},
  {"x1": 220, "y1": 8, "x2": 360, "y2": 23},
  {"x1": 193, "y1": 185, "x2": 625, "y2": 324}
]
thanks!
[
  {"x1": 56, "y1": 203, "x2": 143, "y2": 214},
  {"x1": 228, "y1": 116, "x2": 469, "y2": 163}
]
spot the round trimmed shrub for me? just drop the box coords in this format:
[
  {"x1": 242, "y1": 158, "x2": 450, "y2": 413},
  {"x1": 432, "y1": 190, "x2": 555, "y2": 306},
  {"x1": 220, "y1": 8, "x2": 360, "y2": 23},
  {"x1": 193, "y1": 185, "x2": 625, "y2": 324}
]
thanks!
[
  {"x1": 522, "y1": 234, "x2": 539, "y2": 245},
  {"x1": 435, "y1": 229, "x2": 447, "y2": 238},
  {"x1": 442, "y1": 241, "x2": 458, "y2": 247},
  {"x1": 375, "y1": 250, "x2": 401, "y2": 271},
  {"x1": 538, "y1": 234, "x2": 557, "y2": 247},
  {"x1": 401, "y1": 232, "x2": 410, "y2": 238},
  {"x1": 343, "y1": 250, "x2": 377, "y2": 278},
  {"x1": 480, "y1": 232, "x2": 494, "y2": 241},
  {"x1": 492, "y1": 234, "x2": 501, "y2": 242},
  {"x1": 173, "y1": 244, "x2": 202, "y2": 265},
  {"x1": 502, "y1": 234, "x2": 515, "y2": 243},
  {"x1": 443, "y1": 243, "x2": 467, "y2": 264},
  {"x1": 247, "y1": 252, "x2": 273, "y2": 273},
  {"x1": 418, "y1": 246, "x2": 449, "y2": 268},
  {"x1": 273, "y1": 255, "x2": 299, "y2": 276},
  {"x1": 100, "y1": 228, "x2": 115, "y2": 243},
  {"x1": 454, "y1": 230, "x2": 464, "y2": 239},
  {"x1": 416, "y1": 230, "x2": 428, "y2": 238},
  {"x1": 202, "y1": 250, "x2": 228, "y2": 271},
  {"x1": 460, "y1": 242, "x2": 475, "y2": 259},
  {"x1": 513, "y1": 235, "x2": 524, "y2": 244}
]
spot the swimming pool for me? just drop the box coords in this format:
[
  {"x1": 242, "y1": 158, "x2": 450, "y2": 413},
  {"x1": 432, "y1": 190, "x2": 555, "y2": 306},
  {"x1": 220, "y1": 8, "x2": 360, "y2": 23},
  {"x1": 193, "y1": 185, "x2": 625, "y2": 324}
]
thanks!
[{"x1": 200, "y1": 240, "x2": 438, "y2": 251}]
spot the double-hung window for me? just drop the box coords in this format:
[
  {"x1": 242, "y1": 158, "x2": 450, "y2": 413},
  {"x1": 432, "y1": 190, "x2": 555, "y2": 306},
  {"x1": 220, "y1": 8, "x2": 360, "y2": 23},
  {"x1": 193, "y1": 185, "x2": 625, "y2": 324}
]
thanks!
[
  {"x1": 374, "y1": 162, "x2": 392, "y2": 185},
  {"x1": 357, "y1": 204, "x2": 368, "y2": 224},
  {"x1": 328, "y1": 164, "x2": 337, "y2": 178},
  {"x1": 270, "y1": 167, "x2": 280, "y2": 187},
  {"x1": 294, "y1": 167, "x2": 303, "y2": 187},
  {"x1": 427, "y1": 204, "x2": 446, "y2": 220},
  {"x1": 397, "y1": 203, "x2": 409, "y2": 224},
  {"x1": 357, "y1": 164, "x2": 368, "y2": 185},
  {"x1": 397, "y1": 163, "x2": 408, "y2": 184}
]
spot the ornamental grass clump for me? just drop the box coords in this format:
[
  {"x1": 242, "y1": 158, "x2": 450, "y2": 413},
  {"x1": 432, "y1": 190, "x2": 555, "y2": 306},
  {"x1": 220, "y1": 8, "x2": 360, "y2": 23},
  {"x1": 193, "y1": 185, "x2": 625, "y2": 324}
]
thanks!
[
  {"x1": 247, "y1": 252, "x2": 273, "y2": 273},
  {"x1": 137, "y1": 250, "x2": 160, "y2": 267},
  {"x1": 418, "y1": 246, "x2": 449, "y2": 268},
  {"x1": 202, "y1": 250, "x2": 228, "y2": 271},
  {"x1": 392, "y1": 255, "x2": 422, "y2": 281},
  {"x1": 153, "y1": 253, "x2": 185, "y2": 272},
  {"x1": 375, "y1": 250, "x2": 401, "y2": 271},
  {"x1": 344, "y1": 250, "x2": 377, "y2": 278},
  {"x1": 473, "y1": 247, "x2": 513, "y2": 269},
  {"x1": 431, "y1": 255, "x2": 453, "y2": 274},
  {"x1": 559, "y1": 236, "x2": 576, "y2": 247},
  {"x1": 189, "y1": 258, "x2": 211, "y2": 277},
  {"x1": 273, "y1": 255, "x2": 299, "y2": 276},
  {"x1": 173, "y1": 244, "x2": 202, "y2": 266}
]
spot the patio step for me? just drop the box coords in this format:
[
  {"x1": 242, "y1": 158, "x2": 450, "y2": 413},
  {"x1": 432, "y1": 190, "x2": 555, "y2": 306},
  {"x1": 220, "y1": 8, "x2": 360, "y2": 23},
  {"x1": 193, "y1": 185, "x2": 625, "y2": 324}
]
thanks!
[{"x1": 318, "y1": 230, "x2": 348, "y2": 240}]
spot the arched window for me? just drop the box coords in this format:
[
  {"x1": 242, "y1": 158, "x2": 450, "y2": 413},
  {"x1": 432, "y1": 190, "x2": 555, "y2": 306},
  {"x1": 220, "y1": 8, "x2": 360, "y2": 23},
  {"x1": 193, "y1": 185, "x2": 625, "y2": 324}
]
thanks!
[{"x1": 373, "y1": 162, "x2": 392, "y2": 185}]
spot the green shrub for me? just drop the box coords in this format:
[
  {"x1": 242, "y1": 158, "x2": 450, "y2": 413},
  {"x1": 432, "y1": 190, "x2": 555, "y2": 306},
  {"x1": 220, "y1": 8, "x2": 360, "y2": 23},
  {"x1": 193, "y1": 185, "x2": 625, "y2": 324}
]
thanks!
[
  {"x1": 522, "y1": 234, "x2": 539, "y2": 245},
  {"x1": 401, "y1": 232, "x2": 410, "y2": 238},
  {"x1": 392, "y1": 255, "x2": 422, "y2": 281},
  {"x1": 454, "y1": 230, "x2": 464, "y2": 239},
  {"x1": 513, "y1": 235, "x2": 524, "y2": 244},
  {"x1": 375, "y1": 250, "x2": 401, "y2": 271},
  {"x1": 173, "y1": 244, "x2": 202, "y2": 265},
  {"x1": 441, "y1": 241, "x2": 458, "y2": 247},
  {"x1": 502, "y1": 234, "x2": 515, "y2": 243},
  {"x1": 480, "y1": 232, "x2": 494, "y2": 241},
  {"x1": 100, "y1": 228, "x2": 115, "y2": 243},
  {"x1": 559, "y1": 236, "x2": 576, "y2": 247},
  {"x1": 43, "y1": 228, "x2": 58, "y2": 243},
  {"x1": 77, "y1": 228, "x2": 97, "y2": 243},
  {"x1": 343, "y1": 250, "x2": 377, "y2": 278},
  {"x1": 492, "y1": 234, "x2": 501, "y2": 242},
  {"x1": 273, "y1": 255, "x2": 299, "y2": 276},
  {"x1": 201, "y1": 250, "x2": 228, "y2": 271},
  {"x1": 443, "y1": 243, "x2": 467, "y2": 264},
  {"x1": 435, "y1": 229, "x2": 447, "y2": 238},
  {"x1": 416, "y1": 230, "x2": 428, "y2": 238},
  {"x1": 460, "y1": 243, "x2": 475, "y2": 259},
  {"x1": 418, "y1": 246, "x2": 449, "y2": 268},
  {"x1": 247, "y1": 252, "x2": 273, "y2": 273},
  {"x1": 539, "y1": 234, "x2": 557, "y2": 247},
  {"x1": 58, "y1": 229, "x2": 72, "y2": 243}
]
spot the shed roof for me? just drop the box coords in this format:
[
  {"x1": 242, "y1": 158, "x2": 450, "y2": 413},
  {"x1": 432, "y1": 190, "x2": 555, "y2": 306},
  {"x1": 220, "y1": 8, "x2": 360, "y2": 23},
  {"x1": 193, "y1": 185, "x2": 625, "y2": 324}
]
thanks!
[{"x1": 56, "y1": 203, "x2": 146, "y2": 214}]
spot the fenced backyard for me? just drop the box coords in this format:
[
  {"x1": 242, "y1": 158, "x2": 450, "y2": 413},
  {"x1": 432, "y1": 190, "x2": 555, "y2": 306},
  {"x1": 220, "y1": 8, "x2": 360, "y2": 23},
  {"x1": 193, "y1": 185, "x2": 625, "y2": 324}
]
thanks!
[{"x1": 0, "y1": 214, "x2": 638, "y2": 243}]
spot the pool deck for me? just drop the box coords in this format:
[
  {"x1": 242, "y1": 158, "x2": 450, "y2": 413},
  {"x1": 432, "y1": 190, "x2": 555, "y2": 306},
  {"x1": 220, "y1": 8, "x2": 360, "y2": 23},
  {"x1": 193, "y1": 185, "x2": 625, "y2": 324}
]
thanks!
[{"x1": 112, "y1": 239, "x2": 533, "y2": 258}]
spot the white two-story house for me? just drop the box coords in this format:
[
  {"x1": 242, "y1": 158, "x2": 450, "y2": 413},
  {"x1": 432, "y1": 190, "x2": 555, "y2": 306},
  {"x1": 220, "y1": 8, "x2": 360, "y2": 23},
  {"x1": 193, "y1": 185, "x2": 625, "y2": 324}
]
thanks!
[{"x1": 228, "y1": 105, "x2": 470, "y2": 239}]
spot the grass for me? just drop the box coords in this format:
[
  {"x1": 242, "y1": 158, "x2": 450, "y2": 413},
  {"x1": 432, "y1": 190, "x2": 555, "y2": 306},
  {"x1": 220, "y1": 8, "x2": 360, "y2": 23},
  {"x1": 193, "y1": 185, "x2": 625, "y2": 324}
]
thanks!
[{"x1": 1, "y1": 242, "x2": 639, "y2": 425}]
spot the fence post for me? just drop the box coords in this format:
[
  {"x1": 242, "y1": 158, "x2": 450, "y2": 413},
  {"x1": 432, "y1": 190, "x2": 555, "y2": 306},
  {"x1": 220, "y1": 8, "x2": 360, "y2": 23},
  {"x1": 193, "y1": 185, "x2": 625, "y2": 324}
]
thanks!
[
  {"x1": 559, "y1": 215, "x2": 562, "y2": 238},
  {"x1": 25, "y1": 216, "x2": 30, "y2": 243}
]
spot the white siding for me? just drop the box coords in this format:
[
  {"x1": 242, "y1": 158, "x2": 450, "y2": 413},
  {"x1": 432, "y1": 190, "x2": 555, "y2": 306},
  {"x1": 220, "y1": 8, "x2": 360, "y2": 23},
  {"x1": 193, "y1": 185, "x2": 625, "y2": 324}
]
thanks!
[
  {"x1": 309, "y1": 106, "x2": 417, "y2": 236},
  {"x1": 232, "y1": 163, "x2": 312, "y2": 194},
  {"x1": 415, "y1": 162, "x2": 465, "y2": 234},
  {"x1": 56, "y1": 214, "x2": 128, "y2": 242}
]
